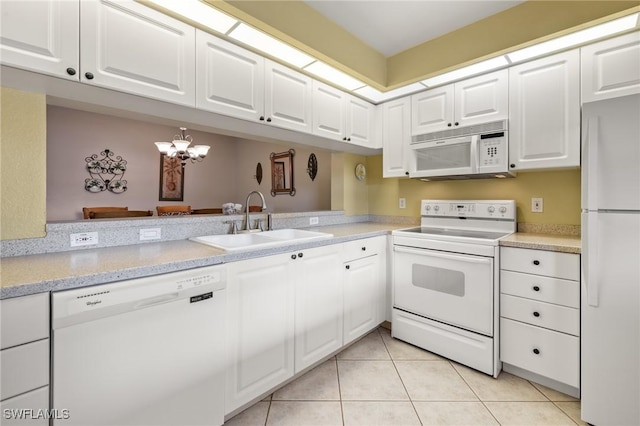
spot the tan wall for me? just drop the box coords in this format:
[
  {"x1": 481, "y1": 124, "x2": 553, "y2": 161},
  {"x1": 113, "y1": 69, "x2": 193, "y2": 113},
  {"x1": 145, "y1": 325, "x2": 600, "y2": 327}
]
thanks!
[
  {"x1": 330, "y1": 153, "x2": 369, "y2": 215},
  {"x1": 367, "y1": 155, "x2": 581, "y2": 225},
  {"x1": 46, "y1": 106, "x2": 333, "y2": 221},
  {"x1": 0, "y1": 88, "x2": 47, "y2": 239}
]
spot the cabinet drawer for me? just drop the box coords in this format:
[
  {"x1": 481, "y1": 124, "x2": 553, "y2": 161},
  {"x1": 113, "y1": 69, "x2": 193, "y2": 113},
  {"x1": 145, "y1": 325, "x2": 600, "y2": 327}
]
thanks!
[
  {"x1": 1, "y1": 293, "x2": 49, "y2": 349},
  {"x1": 500, "y1": 318, "x2": 579, "y2": 388},
  {"x1": 343, "y1": 236, "x2": 385, "y2": 262},
  {"x1": 501, "y1": 294, "x2": 579, "y2": 336},
  {"x1": 500, "y1": 247, "x2": 579, "y2": 280},
  {"x1": 0, "y1": 386, "x2": 49, "y2": 425},
  {"x1": 501, "y1": 270, "x2": 579, "y2": 308},
  {"x1": 0, "y1": 339, "x2": 49, "y2": 400}
]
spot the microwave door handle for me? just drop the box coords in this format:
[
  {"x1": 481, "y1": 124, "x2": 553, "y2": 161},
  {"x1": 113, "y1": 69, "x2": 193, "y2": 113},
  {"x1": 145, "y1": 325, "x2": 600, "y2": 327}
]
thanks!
[{"x1": 470, "y1": 135, "x2": 479, "y2": 173}]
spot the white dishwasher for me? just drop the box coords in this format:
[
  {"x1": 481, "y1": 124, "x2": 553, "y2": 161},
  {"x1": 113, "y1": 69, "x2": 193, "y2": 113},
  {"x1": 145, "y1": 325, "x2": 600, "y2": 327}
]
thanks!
[{"x1": 51, "y1": 265, "x2": 226, "y2": 426}]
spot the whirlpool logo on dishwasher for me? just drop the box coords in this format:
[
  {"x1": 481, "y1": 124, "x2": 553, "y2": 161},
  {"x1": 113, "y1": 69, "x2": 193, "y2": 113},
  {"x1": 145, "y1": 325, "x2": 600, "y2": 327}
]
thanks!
[{"x1": 86, "y1": 299, "x2": 102, "y2": 307}]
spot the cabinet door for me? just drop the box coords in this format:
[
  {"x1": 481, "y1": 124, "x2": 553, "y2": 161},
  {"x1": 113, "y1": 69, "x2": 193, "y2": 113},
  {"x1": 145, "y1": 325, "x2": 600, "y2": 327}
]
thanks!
[
  {"x1": 0, "y1": 0, "x2": 79, "y2": 80},
  {"x1": 81, "y1": 0, "x2": 195, "y2": 106},
  {"x1": 382, "y1": 96, "x2": 411, "y2": 177},
  {"x1": 226, "y1": 254, "x2": 295, "y2": 414},
  {"x1": 265, "y1": 60, "x2": 313, "y2": 133},
  {"x1": 294, "y1": 245, "x2": 343, "y2": 372},
  {"x1": 343, "y1": 254, "x2": 382, "y2": 344},
  {"x1": 581, "y1": 31, "x2": 640, "y2": 103},
  {"x1": 312, "y1": 80, "x2": 346, "y2": 140},
  {"x1": 411, "y1": 85, "x2": 454, "y2": 135},
  {"x1": 454, "y1": 69, "x2": 508, "y2": 127},
  {"x1": 196, "y1": 30, "x2": 264, "y2": 121},
  {"x1": 509, "y1": 50, "x2": 580, "y2": 171},
  {"x1": 345, "y1": 95, "x2": 376, "y2": 147}
]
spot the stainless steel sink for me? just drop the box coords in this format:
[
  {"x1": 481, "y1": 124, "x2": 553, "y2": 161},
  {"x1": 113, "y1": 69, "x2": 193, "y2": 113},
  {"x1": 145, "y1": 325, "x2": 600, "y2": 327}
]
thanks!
[{"x1": 190, "y1": 229, "x2": 333, "y2": 252}]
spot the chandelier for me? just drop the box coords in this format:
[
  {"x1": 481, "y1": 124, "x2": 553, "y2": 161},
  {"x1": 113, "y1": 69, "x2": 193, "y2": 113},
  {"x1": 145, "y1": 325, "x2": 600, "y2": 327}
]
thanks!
[{"x1": 154, "y1": 127, "x2": 210, "y2": 164}]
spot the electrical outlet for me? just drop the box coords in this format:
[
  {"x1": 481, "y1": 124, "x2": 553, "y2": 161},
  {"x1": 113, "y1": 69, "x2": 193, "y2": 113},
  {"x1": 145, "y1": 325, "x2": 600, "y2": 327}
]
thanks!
[
  {"x1": 309, "y1": 217, "x2": 319, "y2": 225},
  {"x1": 140, "y1": 228, "x2": 161, "y2": 241},
  {"x1": 70, "y1": 232, "x2": 99, "y2": 247},
  {"x1": 532, "y1": 198, "x2": 544, "y2": 213},
  {"x1": 399, "y1": 198, "x2": 406, "y2": 209}
]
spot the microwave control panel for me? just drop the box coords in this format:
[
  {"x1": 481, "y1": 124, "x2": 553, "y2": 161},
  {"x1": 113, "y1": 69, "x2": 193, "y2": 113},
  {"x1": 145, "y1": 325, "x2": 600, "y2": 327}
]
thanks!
[{"x1": 479, "y1": 134, "x2": 507, "y2": 167}]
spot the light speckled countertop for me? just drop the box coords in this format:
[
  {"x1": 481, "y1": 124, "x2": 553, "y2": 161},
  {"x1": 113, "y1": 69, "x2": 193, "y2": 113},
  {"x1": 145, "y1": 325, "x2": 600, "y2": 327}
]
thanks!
[
  {"x1": 1, "y1": 223, "x2": 404, "y2": 299},
  {"x1": 499, "y1": 233, "x2": 581, "y2": 254}
]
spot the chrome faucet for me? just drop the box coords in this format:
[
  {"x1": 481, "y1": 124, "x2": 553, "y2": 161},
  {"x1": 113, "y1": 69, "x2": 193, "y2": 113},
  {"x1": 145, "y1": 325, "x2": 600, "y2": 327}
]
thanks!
[{"x1": 240, "y1": 191, "x2": 267, "y2": 233}]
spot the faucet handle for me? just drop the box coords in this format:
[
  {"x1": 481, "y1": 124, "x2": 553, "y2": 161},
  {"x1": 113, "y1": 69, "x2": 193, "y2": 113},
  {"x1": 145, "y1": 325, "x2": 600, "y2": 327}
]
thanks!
[{"x1": 225, "y1": 220, "x2": 238, "y2": 234}]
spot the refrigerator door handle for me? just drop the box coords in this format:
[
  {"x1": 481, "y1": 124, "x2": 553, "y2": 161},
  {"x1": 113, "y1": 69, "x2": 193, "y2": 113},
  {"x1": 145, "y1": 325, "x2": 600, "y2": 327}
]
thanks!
[
  {"x1": 584, "y1": 117, "x2": 599, "y2": 211},
  {"x1": 586, "y1": 213, "x2": 600, "y2": 307}
]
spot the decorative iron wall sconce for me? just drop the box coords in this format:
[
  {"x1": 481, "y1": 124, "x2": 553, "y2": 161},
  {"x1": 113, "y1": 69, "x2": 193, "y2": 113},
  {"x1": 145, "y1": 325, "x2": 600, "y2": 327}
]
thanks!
[
  {"x1": 307, "y1": 153, "x2": 318, "y2": 181},
  {"x1": 85, "y1": 149, "x2": 128, "y2": 193}
]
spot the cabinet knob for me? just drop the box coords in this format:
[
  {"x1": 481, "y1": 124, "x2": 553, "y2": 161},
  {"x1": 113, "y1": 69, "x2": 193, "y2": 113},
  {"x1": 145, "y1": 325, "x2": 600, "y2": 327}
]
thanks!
[
  {"x1": 291, "y1": 254, "x2": 297, "y2": 260},
  {"x1": 347, "y1": 137, "x2": 351, "y2": 141},
  {"x1": 533, "y1": 260, "x2": 540, "y2": 266},
  {"x1": 532, "y1": 285, "x2": 540, "y2": 292},
  {"x1": 85, "y1": 72, "x2": 94, "y2": 80},
  {"x1": 533, "y1": 311, "x2": 540, "y2": 318},
  {"x1": 66, "y1": 67, "x2": 76, "y2": 76},
  {"x1": 345, "y1": 265, "x2": 350, "y2": 270},
  {"x1": 405, "y1": 172, "x2": 409, "y2": 176},
  {"x1": 510, "y1": 164, "x2": 516, "y2": 168},
  {"x1": 266, "y1": 117, "x2": 272, "y2": 122},
  {"x1": 447, "y1": 123, "x2": 452, "y2": 127},
  {"x1": 533, "y1": 348, "x2": 540, "y2": 355},
  {"x1": 361, "y1": 247, "x2": 366, "y2": 251},
  {"x1": 298, "y1": 253, "x2": 303, "y2": 258},
  {"x1": 259, "y1": 116, "x2": 265, "y2": 121},
  {"x1": 343, "y1": 137, "x2": 347, "y2": 141},
  {"x1": 454, "y1": 122, "x2": 459, "y2": 126}
]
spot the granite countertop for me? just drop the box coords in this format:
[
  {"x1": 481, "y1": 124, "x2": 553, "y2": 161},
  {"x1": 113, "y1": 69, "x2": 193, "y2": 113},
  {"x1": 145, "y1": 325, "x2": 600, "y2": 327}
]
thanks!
[
  {"x1": 1, "y1": 222, "x2": 404, "y2": 299},
  {"x1": 499, "y1": 233, "x2": 581, "y2": 254}
]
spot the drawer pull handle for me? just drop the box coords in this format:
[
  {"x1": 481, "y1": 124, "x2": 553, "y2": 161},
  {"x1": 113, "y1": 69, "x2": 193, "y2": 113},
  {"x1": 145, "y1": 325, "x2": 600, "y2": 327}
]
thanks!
[
  {"x1": 533, "y1": 348, "x2": 540, "y2": 355},
  {"x1": 532, "y1": 285, "x2": 540, "y2": 292},
  {"x1": 533, "y1": 311, "x2": 540, "y2": 318},
  {"x1": 532, "y1": 260, "x2": 540, "y2": 266}
]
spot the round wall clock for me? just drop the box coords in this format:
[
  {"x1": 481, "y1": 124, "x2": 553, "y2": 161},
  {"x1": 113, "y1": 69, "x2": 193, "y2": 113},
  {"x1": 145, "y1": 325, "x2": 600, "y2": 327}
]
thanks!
[{"x1": 355, "y1": 163, "x2": 366, "y2": 181}]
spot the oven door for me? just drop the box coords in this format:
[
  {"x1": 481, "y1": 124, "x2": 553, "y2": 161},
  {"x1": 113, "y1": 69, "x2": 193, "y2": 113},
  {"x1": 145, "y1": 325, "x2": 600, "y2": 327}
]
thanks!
[{"x1": 393, "y1": 245, "x2": 494, "y2": 336}]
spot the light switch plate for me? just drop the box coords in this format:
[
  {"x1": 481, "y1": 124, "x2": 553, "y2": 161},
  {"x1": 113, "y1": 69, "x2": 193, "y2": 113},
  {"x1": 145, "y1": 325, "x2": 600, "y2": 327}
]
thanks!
[
  {"x1": 399, "y1": 198, "x2": 406, "y2": 209},
  {"x1": 532, "y1": 198, "x2": 543, "y2": 213}
]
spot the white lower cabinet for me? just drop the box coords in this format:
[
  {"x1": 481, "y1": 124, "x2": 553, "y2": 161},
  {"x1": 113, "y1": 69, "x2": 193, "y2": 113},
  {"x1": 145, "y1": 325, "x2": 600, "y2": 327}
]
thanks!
[
  {"x1": 343, "y1": 236, "x2": 386, "y2": 345},
  {"x1": 225, "y1": 253, "x2": 295, "y2": 415},
  {"x1": 499, "y1": 247, "x2": 580, "y2": 394}
]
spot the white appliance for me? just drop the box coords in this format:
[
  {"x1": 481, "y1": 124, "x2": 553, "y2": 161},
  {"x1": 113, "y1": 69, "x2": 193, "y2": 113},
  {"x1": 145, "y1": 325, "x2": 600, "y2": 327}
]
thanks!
[
  {"x1": 581, "y1": 94, "x2": 640, "y2": 426},
  {"x1": 52, "y1": 265, "x2": 226, "y2": 426},
  {"x1": 392, "y1": 200, "x2": 516, "y2": 377},
  {"x1": 409, "y1": 120, "x2": 514, "y2": 180}
]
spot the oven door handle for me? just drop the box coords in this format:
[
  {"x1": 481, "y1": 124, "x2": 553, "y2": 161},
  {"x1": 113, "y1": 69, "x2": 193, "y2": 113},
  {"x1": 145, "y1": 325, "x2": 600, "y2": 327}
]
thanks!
[{"x1": 394, "y1": 245, "x2": 492, "y2": 265}]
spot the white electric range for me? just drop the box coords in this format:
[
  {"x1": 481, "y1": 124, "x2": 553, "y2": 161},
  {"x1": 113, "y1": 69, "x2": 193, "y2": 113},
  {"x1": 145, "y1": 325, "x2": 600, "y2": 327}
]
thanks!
[{"x1": 391, "y1": 199, "x2": 516, "y2": 377}]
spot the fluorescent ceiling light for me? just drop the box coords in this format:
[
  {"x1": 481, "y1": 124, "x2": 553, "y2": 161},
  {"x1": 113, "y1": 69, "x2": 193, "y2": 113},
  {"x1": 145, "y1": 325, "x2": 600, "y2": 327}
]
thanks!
[
  {"x1": 304, "y1": 61, "x2": 366, "y2": 91},
  {"x1": 355, "y1": 83, "x2": 426, "y2": 103},
  {"x1": 507, "y1": 13, "x2": 640, "y2": 63},
  {"x1": 229, "y1": 24, "x2": 315, "y2": 68},
  {"x1": 421, "y1": 56, "x2": 509, "y2": 87},
  {"x1": 147, "y1": 0, "x2": 237, "y2": 34}
]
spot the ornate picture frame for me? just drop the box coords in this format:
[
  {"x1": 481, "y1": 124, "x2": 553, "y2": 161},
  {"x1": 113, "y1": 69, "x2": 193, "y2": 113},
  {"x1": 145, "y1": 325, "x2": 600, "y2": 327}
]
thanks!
[{"x1": 159, "y1": 154, "x2": 184, "y2": 201}]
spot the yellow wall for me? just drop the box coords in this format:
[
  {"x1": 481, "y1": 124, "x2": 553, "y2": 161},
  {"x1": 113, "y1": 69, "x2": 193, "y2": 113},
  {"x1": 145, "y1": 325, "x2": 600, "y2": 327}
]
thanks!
[
  {"x1": 0, "y1": 87, "x2": 47, "y2": 240},
  {"x1": 330, "y1": 153, "x2": 369, "y2": 215},
  {"x1": 367, "y1": 155, "x2": 581, "y2": 225}
]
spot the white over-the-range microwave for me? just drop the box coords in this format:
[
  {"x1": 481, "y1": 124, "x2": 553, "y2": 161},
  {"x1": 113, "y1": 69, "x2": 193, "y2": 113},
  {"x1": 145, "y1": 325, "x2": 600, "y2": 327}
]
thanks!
[{"x1": 409, "y1": 120, "x2": 515, "y2": 181}]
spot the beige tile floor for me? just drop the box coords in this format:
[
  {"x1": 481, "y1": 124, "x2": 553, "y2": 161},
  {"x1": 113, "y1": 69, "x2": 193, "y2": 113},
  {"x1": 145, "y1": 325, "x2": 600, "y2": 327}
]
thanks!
[{"x1": 224, "y1": 327, "x2": 585, "y2": 426}]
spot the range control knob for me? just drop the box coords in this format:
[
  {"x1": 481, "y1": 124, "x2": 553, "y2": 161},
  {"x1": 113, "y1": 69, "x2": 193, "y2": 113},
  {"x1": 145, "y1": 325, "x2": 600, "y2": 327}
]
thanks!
[
  {"x1": 434, "y1": 205, "x2": 440, "y2": 212},
  {"x1": 425, "y1": 205, "x2": 431, "y2": 211},
  {"x1": 488, "y1": 206, "x2": 495, "y2": 213},
  {"x1": 499, "y1": 206, "x2": 507, "y2": 213}
]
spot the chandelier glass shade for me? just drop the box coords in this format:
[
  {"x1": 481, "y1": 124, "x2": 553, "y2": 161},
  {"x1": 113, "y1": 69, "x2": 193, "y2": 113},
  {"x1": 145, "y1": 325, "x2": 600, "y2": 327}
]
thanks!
[{"x1": 155, "y1": 127, "x2": 210, "y2": 164}]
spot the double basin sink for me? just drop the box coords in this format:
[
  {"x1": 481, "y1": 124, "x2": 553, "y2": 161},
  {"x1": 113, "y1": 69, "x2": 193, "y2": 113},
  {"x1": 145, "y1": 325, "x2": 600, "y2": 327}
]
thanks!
[{"x1": 190, "y1": 229, "x2": 333, "y2": 252}]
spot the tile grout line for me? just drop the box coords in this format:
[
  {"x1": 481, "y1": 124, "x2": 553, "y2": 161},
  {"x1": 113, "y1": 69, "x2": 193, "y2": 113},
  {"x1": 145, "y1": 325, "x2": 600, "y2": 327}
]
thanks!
[
  {"x1": 335, "y1": 356, "x2": 346, "y2": 426},
  {"x1": 380, "y1": 327, "x2": 425, "y2": 426},
  {"x1": 447, "y1": 360, "x2": 503, "y2": 425}
]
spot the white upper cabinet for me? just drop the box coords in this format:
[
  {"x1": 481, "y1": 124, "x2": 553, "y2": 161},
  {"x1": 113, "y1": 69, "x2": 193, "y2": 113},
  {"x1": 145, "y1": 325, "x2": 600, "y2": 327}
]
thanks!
[
  {"x1": 581, "y1": 31, "x2": 640, "y2": 103},
  {"x1": 196, "y1": 31, "x2": 264, "y2": 121},
  {"x1": 382, "y1": 96, "x2": 412, "y2": 178},
  {"x1": 0, "y1": 0, "x2": 79, "y2": 80},
  {"x1": 509, "y1": 50, "x2": 580, "y2": 171},
  {"x1": 312, "y1": 81, "x2": 377, "y2": 146},
  {"x1": 264, "y1": 60, "x2": 313, "y2": 133},
  {"x1": 411, "y1": 69, "x2": 508, "y2": 134},
  {"x1": 81, "y1": 0, "x2": 196, "y2": 106}
]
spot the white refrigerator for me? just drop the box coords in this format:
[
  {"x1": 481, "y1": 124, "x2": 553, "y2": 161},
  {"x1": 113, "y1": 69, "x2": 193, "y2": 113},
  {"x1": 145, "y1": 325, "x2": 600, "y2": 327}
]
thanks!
[{"x1": 581, "y1": 94, "x2": 640, "y2": 426}]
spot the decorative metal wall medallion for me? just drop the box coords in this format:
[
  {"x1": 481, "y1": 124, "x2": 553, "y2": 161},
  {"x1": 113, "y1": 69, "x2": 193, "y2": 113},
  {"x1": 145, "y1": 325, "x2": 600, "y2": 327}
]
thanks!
[
  {"x1": 307, "y1": 153, "x2": 318, "y2": 181},
  {"x1": 85, "y1": 149, "x2": 128, "y2": 193},
  {"x1": 256, "y1": 162, "x2": 263, "y2": 184}
]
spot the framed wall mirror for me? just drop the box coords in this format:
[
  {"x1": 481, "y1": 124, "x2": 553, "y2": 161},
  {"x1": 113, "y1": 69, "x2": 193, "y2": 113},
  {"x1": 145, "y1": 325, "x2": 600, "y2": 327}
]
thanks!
[{"x1": 270, "y1": 149, "x2": 295, "y2": 196}]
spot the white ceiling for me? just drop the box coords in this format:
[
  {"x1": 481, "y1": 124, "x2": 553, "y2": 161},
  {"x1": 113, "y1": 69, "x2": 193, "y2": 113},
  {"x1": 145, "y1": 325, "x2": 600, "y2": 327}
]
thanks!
[{"x1": 304, "y1": 0, "x2": 526, "y2": 57}]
